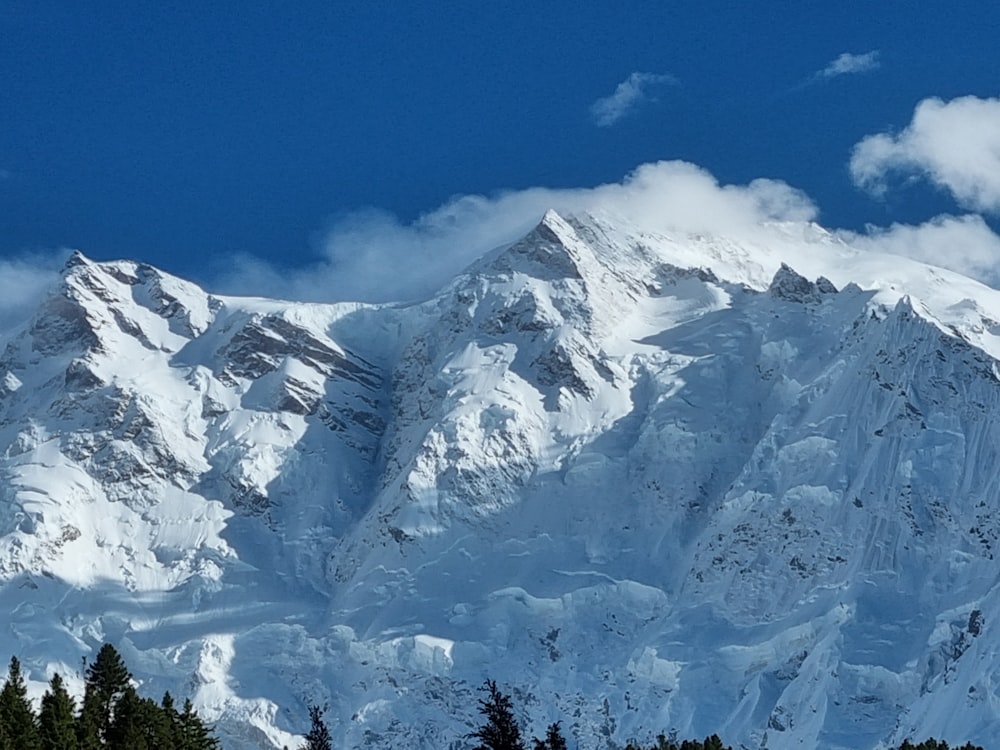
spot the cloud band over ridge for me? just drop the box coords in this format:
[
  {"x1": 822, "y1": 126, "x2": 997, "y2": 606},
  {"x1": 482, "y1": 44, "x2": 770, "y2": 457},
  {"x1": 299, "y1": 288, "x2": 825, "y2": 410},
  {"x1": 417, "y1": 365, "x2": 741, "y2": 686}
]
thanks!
[
  {"x1": 221, "y1": 153, "x2": 1000, "y2": 302},
  {"x1": 224, "y1": 161, "x2": 817, "y2": 303}
]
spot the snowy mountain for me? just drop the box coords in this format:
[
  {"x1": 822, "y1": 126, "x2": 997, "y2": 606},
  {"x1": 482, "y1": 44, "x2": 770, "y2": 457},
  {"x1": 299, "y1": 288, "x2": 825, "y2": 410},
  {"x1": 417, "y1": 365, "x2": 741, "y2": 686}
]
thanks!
[{"x1": 3, "y1": 210, "x2": 1000, "y2": 749}]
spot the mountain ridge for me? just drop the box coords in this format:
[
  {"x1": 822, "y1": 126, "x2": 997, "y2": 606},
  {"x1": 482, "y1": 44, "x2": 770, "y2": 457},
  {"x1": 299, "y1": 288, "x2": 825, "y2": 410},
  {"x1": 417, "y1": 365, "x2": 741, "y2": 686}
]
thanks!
[{"x1": 1, "y1": 211, "x2": 1000, "y2": 748}]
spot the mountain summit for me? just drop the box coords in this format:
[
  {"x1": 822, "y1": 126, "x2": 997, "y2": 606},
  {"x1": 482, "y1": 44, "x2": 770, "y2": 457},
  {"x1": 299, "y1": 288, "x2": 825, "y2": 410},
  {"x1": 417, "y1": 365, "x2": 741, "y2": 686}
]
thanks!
[{"x1": 2, "y1": 212, "x2": 1000, "y2": 749}]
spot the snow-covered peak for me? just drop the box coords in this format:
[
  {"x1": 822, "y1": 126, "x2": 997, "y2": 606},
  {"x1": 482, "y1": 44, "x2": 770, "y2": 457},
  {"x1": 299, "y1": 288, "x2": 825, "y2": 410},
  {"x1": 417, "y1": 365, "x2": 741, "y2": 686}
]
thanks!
[
  {"x1": 534, "y1": 210, "x2": 1000, "y2": 363},
  {"x1": 4, "y1": 218, "x2": 1000, "y2": 749},
  {"x1": 488, "y1": 209, "x2": 593, "y2": 281},
  {"x1": 17, "y1": 251, "x2": 217, "y2": 368}
]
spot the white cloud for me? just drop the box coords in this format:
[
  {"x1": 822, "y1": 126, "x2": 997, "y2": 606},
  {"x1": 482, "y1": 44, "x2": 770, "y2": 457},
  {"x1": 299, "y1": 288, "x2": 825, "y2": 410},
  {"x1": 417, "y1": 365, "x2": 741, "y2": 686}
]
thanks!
[
  {"x1": 0, "y1": 252, "x2": 65, "y2": 337},
  {"x1": 851, "y1": 96, "x2": 1000, "y2": 213},
  {"x1": 589, "y1": 72, "x2": 676, "y2": 128},
  {"x1": 219, "y1": 160, "x2": 816, "y2": 303},
  {"x1": 840, "y1": 214, "x2": 1000, "y2": 286},
  {"x1": 817, "y1": 51, "x2": 880, "y2": 79}
]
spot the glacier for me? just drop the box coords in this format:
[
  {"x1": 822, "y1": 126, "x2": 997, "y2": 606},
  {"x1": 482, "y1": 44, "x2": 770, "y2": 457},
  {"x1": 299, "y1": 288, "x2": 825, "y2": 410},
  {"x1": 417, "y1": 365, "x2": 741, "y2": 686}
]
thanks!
[{"x1": 2, "y1": 210, "x2": 1000, "y2": 748}]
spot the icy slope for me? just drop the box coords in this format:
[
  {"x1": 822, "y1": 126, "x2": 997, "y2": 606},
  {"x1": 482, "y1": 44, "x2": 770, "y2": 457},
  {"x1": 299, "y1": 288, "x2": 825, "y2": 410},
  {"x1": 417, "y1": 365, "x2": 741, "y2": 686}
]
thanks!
[{"x1": 4, "y1": 213, "x2": 1000, "y2": 749}]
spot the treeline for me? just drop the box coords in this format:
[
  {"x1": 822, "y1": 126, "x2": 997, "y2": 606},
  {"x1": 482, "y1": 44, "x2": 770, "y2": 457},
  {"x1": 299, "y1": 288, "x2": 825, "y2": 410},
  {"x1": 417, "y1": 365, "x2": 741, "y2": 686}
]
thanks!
[
  {"x1": 0, "y1": 643, "x2": 219, "y2": 749},
  {"x1": 458, "y1": 680, "x2": 987, "y2": 750},
  {"x1": 2, "y1": 654, "x2": 989, "y2": 750}
]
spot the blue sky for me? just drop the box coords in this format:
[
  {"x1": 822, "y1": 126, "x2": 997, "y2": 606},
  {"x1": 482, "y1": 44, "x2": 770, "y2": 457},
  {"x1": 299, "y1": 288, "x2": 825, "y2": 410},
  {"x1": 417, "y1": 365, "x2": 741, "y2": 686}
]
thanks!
[{"x1": 2, "y1": 1, "x2": 1000, "y2": 305}]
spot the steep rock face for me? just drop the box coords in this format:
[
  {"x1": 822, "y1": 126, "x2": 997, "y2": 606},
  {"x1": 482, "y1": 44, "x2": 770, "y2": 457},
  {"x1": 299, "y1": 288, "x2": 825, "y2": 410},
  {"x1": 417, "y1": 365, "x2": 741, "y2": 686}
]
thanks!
[
  {"x1": 0, "y1": 254, "x2": 393, "y2": 747},
  {"x1": 307, "y1": 214, "x2": 1000, "y2": 750},
  {"x1": 4, "y1": 213, "x2": 1000, "y2": 749}
]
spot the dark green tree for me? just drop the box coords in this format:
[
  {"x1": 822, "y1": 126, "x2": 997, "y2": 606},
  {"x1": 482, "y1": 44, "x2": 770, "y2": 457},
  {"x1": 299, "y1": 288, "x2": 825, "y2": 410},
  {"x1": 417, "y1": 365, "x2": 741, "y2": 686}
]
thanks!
[
  {"x1": 108, "y1": 686, "x2": 175, "y2": 750},
  {"x1": 107, "y1": 686, "x2": 147, "y2": 749},
  {"x1": 139, "y1": 694, "x2": 174, "y2": 750},
  {"x1": 161, "y1": 692, "x2": 183, "y2": 748},
  {"x1": 301, "y1": 704, "x2": 332, "y2": 750},
  {"x1": 0, "y1": 655, "x2": 41, "y2": 750},
  {"x1": 532, "y1": 721, "x2": 567, "y2": 750},
  {"x1": 0, "y1": 647, "x2": 221, "y2": 750},
  {"x1": 174, "y1": 698, "x2": 220, "y2": 750},
  {"x1": 38, "y1": 672, "x2": 78, "y2": 750},
  {"x1": 468, "y1": 680, "x2": 525, "y2": 750},
  {"x1": 81, "y1": 643, "x2": 132, "y2": 745},
  {"x1": 624, "y1": 734, "x2": 731, "y2": 750},
  {"x1": 75, "y1": 695, "x2": 102, "y2": 750},
  {"x1": 75, "y1": 693, "x2": 103, "y2": 750}
]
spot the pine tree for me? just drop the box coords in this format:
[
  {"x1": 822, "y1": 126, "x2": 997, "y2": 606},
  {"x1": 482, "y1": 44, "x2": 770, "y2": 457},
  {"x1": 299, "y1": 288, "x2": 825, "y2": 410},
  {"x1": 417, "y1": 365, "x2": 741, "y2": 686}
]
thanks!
[
  {"x1": 75, "y1": 689, "x2": 103, "y2": 750},
  {"x1": 0, "y1": 655, "x2": 41, "y2": 750},
  {"x1": 141, "y1": 694, "x2": 175, "y2": 750},
  {"x1": 105, "y1": 686, "x2": 173, "y2": 750},
  {"x1": 161, "y1": 692, "x2": 183, "y2": 748},
  {"x1": 544, "y1": 722, "x2": 567, "y2": 750},
  {"x1": 108, "y1": 686, "x2": 147, "y2": 749},
  {"x1": 468, "y1": 680, "x2": 525, "y2": 750},
  {"x1": 301, "y1": 704, "x2": 333, "y2": 750},
  {"x1": 82, "y1": 643, "x2": 132, "y2": 745},
  {"x1": 160, "y1": 693, "x2": 177, "y2": 719},
  {"x1": 38, "y1": 672, "x2": 78, "y2": 750},
  {"x1": 175, "y1": 698, "x2": 220, "y2": 750},
  {"x1": 532, "y1": 721, "x2": 567, "y2": 750}
]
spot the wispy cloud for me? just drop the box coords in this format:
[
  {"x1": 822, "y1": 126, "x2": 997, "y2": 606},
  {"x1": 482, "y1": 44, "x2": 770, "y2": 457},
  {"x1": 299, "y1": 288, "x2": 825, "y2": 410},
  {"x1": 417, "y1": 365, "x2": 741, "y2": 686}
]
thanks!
[
  {"x1": 789, "y1": 51, "x2": 881, "y2": 91},
  {"x1": 851, "y1": 95, "x2": 1000, "y2": 214},
  {"x1": 0, "y1": 251, "x2": 66, "y2": 336},
  {"x1": 589, "y1": 72, "x2": 676, "y2": 128},
  {"x1": 841, "y1": 214, "x2": 1000, "y2": 286},
  {"x1": 218, "y1": 161, "x2": 816, "y2": 303},
  {"x1": 817, "y1": 51, "x2": 880, "y2": 80}
]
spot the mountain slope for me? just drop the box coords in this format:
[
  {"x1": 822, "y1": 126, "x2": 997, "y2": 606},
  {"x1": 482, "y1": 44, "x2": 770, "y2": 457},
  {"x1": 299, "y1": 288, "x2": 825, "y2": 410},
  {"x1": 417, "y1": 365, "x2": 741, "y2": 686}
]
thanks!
[{"x1": 2, "y1": 213, "x2": 1000, "y2": 749}]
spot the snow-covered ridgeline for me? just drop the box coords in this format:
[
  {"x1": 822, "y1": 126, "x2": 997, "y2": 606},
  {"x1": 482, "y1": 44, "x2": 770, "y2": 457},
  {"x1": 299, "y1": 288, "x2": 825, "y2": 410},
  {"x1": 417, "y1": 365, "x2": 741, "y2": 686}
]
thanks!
[{"x1": 1, "y1": 212, "x2": 1000, "y2": 749}]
